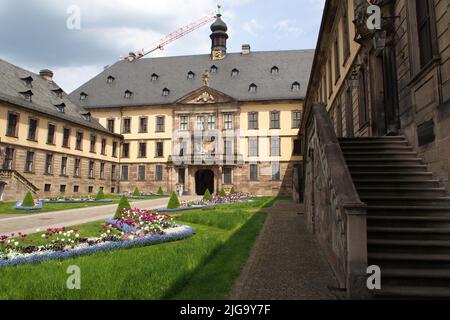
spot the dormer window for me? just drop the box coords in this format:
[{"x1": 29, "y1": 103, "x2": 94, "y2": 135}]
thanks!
[
  {"x1": 162, "y1": 88, "x2": 170, "y2": 97},
  {"x1": 82, "y1": 112, "x2": 91, "y2": 122},
  {"x1": 20, "y1": 90, "x2": 33, "y2": 102},
  {"x1": 291, "y1": 82, "x2": 301, "y2": 92},
  {"x1": 187, "y1": 71, "x2": 195, "y2": 80},
  {"x1": 21, "y1": 76, "x2": 33, "y2": 88},
  {"x1": 52, "y1": 88, "x2": 64, "y2": 98},
  {"x1": 231, "y1": 69, "x2": 239, "y2": 77},
  {"x1": 249, "y1": 83, "x2": 257, "y2": 93},
  {"x1": 124, "y1": 90, "x2": 133, "y2": 99},
  {"x1": 271, "y1": 66, "x2": 279, "y2": 75},
  {"x1": 80, "y1": 92, "x2": 88, "y2": 101},
  {"x1": 55, "y1": 103, "x2": 66, "y2": 113},
  {"x1": 107, "y1": 76, "x2": 115, "y2": 84},
  {"x1": 210, "y1": 65, "x2": 218, "y2": 73},
  {"x1": 151, "y1": 73, "x2": 159, "y2": 81}
]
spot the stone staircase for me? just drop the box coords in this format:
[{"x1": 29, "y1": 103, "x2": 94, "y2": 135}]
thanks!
[{"x1": 339, "y1": 136, "x2": 450, "y2": 299}]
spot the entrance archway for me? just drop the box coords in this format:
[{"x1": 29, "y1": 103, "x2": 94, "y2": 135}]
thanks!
[{"x1": 195, "y1": 170, "x2": 215, "y2": 195}]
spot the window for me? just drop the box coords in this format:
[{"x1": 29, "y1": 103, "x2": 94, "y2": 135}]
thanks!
[
  {"x1": 73, "y1": 185, "x2": 79, "y2": 193},
  {"x1": 272, "y1": 162, "x2": 281, "y2": 181},
  {"x1": 292, "y1": 111, "x2": 302, "y2": 128},
  {"x1": 224, "y1": 113, "x2": 233, "y2": 130},
  {"x1": 271, "y1": 66, "x2": 279, "y2": 75},
  {"x1": 62, "y1": 128, "x2": 70, "y2": 148},
  {"x1": 3, "y1": 147, "x2": 14, "y2": 170},
  {"x1": 358, "y1": 67, "x2": 369, "y2": 128},
  {"x1": 25, "y1": 151, "x2": 34, "y2": 173},
  {"x1": 291, "y1": 82, "x2": 300, "y2": 92},
  {"x1": 55, "y1": 103, "x2": 65, "y2": 113},
  {"x1": 60, "y1": 185, "x2": 67, "y2": 193},
  {"x1": 107, "y1": 119, "x2": 115, "y2": 133},
  {"x1": 249, "y1": 83, "x2": 257, "y2": 93},
  {"x1": 210, "y1": 65, "x2": 218, "y2": 73},
  {"x1": 139, "y1": 142, "x2": 147, "y2": 158},
  {"x1": 28, "y1": 118, "x2": 38, "y2": 141},
  {"x1": 179, "y1": 139, "x2": 188, "y2": 156},
  {"x1": 250, "y1": 164, "x2": 258, "y2": 181},
  {"x1": 196, "y1": 116, "x2": 205, "y2": 131},
  {"x1": 21, "y1": 76, "x2": 33, "y2": 88},
  {"x1": 416, "y1": 0, "x2": 435, "y2": 67},
  {"x1": 90, "y1": 134, "x2": 97, "y2": 153},
  {"x1": 271, "y1": 136, "x2": 281, "y2": 156},
  {"x1": 248, "y1": 137, "x2": 259, "y2": 157},
  {"x1": 231, "y1": 69, "x2": 239, "y2": 77},
  {"x1": 155, "y1": 165, "x2": 163, "y2": 181},
  {"x1": 187, "y1": 71, "x2": 195, "y2": 79},
  {"x1": 180, "y1": 115, "x2": 189, "y2": 131},
  {"x1": 47, "y1": 124, "x2": 56, "y2": 145},
  {"x1": 44, "y1": 184, "x2": 51, "y2": 192},
  {"x1": 156, "y1": 116, "x2": 165, "y2": 132},
  {"x1": 101, "y1": 138, "x2": 107, "y2": 155},
  {"x1": 89, "y1": 161, "x2": 95, "y2": 178},
  {"x1": 75, "y1": 132, "x2": 83, "y2": 150},
  {"x1": 112, "y1": 141, "x2": 118, "y2": 157},
  {"x1": 20, "y1": 90, "x2": 33, "y2": 102},
  {"x1": 124, "y1": 90, "x2": 133, "y2": 99},
  {"x1": 138, "y1": 165, "x2": 146, "y2": 181},
  {"x1": 107, "y1": 76, "x2": 115, "y2": 84},
  {"x1": 151, "y1": 73, "x2": 159, "y2": 81},
  {"x1": 208, "y1": 115, "x2": 216, "y2": 130},
  {"x1": 82, "y1": 112, "x2": 91, "y2": 122},
  {"x1": 45, "y1": 154, "x2": 53, "y2": 175},
  {"x1": 74, "y1": 158, "x2": 81, "y2": 177},
  {"x1": 110, "y1": 187, "x2": 115, "y2": 194},
  {"x1": 334, "y1": 38, "x2": 340, "y2": 82},
  {"x1": 61, "y1": 157, "x2": 68, "y2": 176},
  {"x1": 100, "y1": 163, "x2": 105, "y2": 179},
  {"x1": 345, "y1": 87, "x2": 354, "y2": 137},
  {"x1": 162, "y1": 88, "x2": 170, "y2": 96},
  {"x1": 7, "y1": 112, "x2": 19, "y2": 137},
  {"x1": 88, "y1": 186, "x2": 94, "y2": 194},
  {"x1": 122, "y1": 143, "x2": 130, "y2": 158},
  {"x1": 224, "y1": 139, "x2": 233, "y2": 156},
  {"x1": 139, "y1": 117, "x2": 148, "y2": 133},
  {"x1": 328, "y1": 59, "x2": 333, "y2": 97},
  {"x1": 270, "y1": 111, "x2": 280, "y2": 129},
  {"x1": 52, "y1": 88, "x2": 63, "y2": 98},
  {"x1": 155, "y1": 142, "x2": 164, "y2": 158},
  {"x1": 178, "y1": 168, "x2": 186, "y2": 185},
  {"x1": 80, "y1": 92, "x2": 88, "y2": 101},
  {"x1": 224, "y1": 167, "x2": 233, "y2": 184},
  {"x1": 111, "y1": 165, "x2": 117, "y2": 180},
  {"x1": 293, "y1": 138, "x2": 302, "y2": 156},
  {"x1": 248, "y1": 112, "x2": 258, "y2": 129},
  {"x1": 122, "y1": 118, "x2": 131, "y2": 134},
  {"x1": 342, "y1": 4, "x2": 350, "y2": 62}
]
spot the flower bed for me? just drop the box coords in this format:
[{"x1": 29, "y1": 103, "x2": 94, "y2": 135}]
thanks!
[
  {"x1": 0, "y1": 209, "x2": 193, "y2": 267},
  {"x1": 157, "y1": 193, "x2": 253, "y2": 213},
  {"x1": 14, "y1": 200, "x2": 43, "y2": 211},
  {"x1": 40, "y1": 199, "x2": 113, "y2": 204}
]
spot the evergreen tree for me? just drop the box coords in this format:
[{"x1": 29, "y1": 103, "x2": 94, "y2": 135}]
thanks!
[
  {"x1": 21, "y1": 191, "x2": 35, "y2": 207},
  {"x1": 167, "y1": 192, "x2": 181, "y2": 209},
  {"x1": 157, "y1": 187, "x2": 164, "y2": 195},
  {"x1": 203, "y1": 189, "x2": 212, "y2": 201},
  {"x1": 230, "y1": 186, "x2": 237, "y2": 194},
  {"x1": 132, "y1": 187, "x2": 141, "y2": 197},
  {"x1": 95, "y1": 188, "x2": 106, "y2": 200},
  {"x1": 114, "y1": 195, "x2": 132, "y2": 219},
  {"x1": 219, "y1": 187, "x2": 226, "y2": 196}
]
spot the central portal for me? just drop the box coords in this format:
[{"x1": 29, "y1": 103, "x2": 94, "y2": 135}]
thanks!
[{"x1": 195, "y1": 170, "x2": 215, "y2": 195}]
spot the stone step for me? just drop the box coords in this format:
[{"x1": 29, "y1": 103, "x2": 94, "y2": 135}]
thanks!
[
  {"x1": 354, "y1": 179, "x2": 441, "y2": 188},
  {"x1": 368, "y1": 239, "x2": 450, "y2": 255},
  {"x1": 368, "y1": 215, "x2": 450, "y2": 229},
  {"x1": 361, "y1": 196, "x2": 450, "y2": 206},
  {"x1": 343, "y1": 151, "x2": 418, "y2": 158},
  {"x1": 340, "y1": 141, "x2": 409, "y2": 148},
  {"x1": 369, "y1": 252, "x2": 450, "y2": 269},
  {"x1": 373, "y1": 285, "x2": 450, "y2": 299},
  {"x1": 367, "y1": 205, "x2": 450, "y2": 217},
  {"x1": 339, "y1": 136, "x2": 406, "y2": 142},
  {"x1": 348, "y1": 164, "x2": 429, "y2": 173},
  {"x1": 351, "y1": 172, "x2": 433, "y2": 180},
  {"x1": 345, "y1": 158, "x2": 423, "y2": 164},
  {"x1": 357, "y1": 187, "x2": 447, "y2": 197},
  {"x1": 341, "y1": 145, "x2": 414, "y2": 152},
  {"x1": 368, "y1": 226, "x2": 450, "y2": 240}
]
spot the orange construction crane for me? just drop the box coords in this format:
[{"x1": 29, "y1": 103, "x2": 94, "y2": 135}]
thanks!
[{"x1": 121, "y1": 11, "x2": 217, "y2": 62}]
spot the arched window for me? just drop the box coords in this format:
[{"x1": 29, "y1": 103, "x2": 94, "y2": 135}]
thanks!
[
  {"x1": 151, "y1": 73, "x2": 159, "y2": 81},
  {"x1": 231, "y1": 68, "x2": 239, "y2": 77},
  {"x1": 271, "y1": 66, "x2": 279, "y2": 75},
  {"x1": 107, "y1": 76, "x2": 115, "y2": 84},
  {"x1": 55, "y1": 103, "x2": 66, "y2": 113},
  {"x1": 124, "y1": 90, "x2": 133, "y2": 99},
  {"x1": 249, "y1": 83, "x2": 257, "y2": 93},
  {"x1": 187, "y1": 71, "x2": 195, "y2": 79},
  {"x1": 80, "y1": 92, "x2": 88, "y2": 101},
  {"x1": 210, "y1": 65, "x2": 218, "y2": 73},
  {"x1": 291, "y1": 82, "x2": 301, "y2": 92},
  {"x1": 162, "y1": 88, "x2": 170, "y2": 96}
]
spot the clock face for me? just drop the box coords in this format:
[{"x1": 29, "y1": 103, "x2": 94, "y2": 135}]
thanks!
[{"x1": 213, "y1": 50, "x2": 223, "y2": 60}]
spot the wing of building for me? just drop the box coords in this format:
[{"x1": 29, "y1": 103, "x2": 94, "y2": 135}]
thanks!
[{"x1": 68, "y1": 13, "x2": 314, "y2": 197}]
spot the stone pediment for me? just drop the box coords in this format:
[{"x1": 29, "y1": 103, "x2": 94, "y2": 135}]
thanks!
[{"x1": 176, "y1": 86, "x2": 236, "y2": 105}]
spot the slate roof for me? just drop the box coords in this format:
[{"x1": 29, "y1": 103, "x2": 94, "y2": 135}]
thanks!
[
  {"x1": 0, "y1": 59, "x2": 119, "y2": 135},
  {"x1": 70, "y1": 50, "x2": 315, "y2": 109}
]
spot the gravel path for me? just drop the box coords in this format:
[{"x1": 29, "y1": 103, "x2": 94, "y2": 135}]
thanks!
[
  {"x1": 0, "y1": 196, "x2": 199, "y2": 235},
  {"x1": 229, "y1": 200, "x2": 339, "y2": 300}
]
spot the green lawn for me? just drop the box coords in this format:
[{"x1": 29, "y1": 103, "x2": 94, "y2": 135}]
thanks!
[
  {"x1": 0, "y1": 195, "x2": 167, "y2": 215},
  {"x1": 0, "y1": 197, "x2": 274, "y2": 300}
]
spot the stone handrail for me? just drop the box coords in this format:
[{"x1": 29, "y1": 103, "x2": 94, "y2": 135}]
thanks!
[
  {"x1": 0, "y1": 169, "x2": 39, "y2": 193},
  {"x1": 303, "y1": 103, "x2": 368, "y2": 299}
]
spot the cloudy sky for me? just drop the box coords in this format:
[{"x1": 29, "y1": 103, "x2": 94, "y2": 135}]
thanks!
[{"x1": 0, "y1": 0, "x2": 325, "y2": 93}]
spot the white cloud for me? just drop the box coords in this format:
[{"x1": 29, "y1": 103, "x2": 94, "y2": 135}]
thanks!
[
  {"x1": 274, "y1": 20, "x2": 304, "y2": 35},
  {"x1": 52, "y1": 64, "x2": 104, "y2": 93},
  {"x1": 243, "y1": 19, "x2": 263, "y2": 36}
]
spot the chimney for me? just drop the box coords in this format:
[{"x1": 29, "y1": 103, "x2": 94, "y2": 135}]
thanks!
[
  {"x1": 39, "y1": 69, "x2": 54, "y2": 81},
  {"x1": 242, "y1": 44, "x2": 251, "y2": 55}
]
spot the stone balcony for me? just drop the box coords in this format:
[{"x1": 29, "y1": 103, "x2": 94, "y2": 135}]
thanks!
[{"x1": 168, "y1": 153, "x2": 244, "y2": 166}]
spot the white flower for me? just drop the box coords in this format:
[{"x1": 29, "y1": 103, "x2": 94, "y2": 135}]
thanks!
[
  {"x1": 36, "y1": 228, "x2": 41, "y2": 232},
  {"x1": 75, "y1": 234, "x2": 80, "y2": 238},
  {"x1": 14, "y1": 241, "x2": 19, "y2": 246}
]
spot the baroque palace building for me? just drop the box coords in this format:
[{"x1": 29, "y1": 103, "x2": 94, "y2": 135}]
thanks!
[
  {"x1": 70, "y1": 14, "x2": 313, "y2": 197},
  {"x1": 0, "y1": 13, "x2": 313, "y2": 200}
]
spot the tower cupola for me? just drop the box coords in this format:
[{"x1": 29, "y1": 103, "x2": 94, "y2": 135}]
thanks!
[{"x1": 210, "y1": 5, "x2": 228, "y2": 60}]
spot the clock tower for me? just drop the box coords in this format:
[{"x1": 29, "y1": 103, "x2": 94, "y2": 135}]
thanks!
[{"x1": 210, "y1": 7, "x2": 228, "y2": 61}]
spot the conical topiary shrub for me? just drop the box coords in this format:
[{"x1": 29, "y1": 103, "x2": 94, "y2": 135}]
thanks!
[
  {"x1": 230, "y1": 186, "x2": 237, "y2": 194},
  {"x1": 132, "y1": 187, "x2": 141, "y2": 197},
  {"x1": 203, "y1": 189, "x2": 212, "y2": 201},
  {"x1": 219, "y1": 187, "x2": 226, "y2": 196},
  {"x1": 114, "y1": 195, "x2": 132, "y2": 219},
  {"x1": 95, "y1": 188, "x2": 106, "y2": 200},
  {"x1": 21, "y1": 191, "x2": 35, "y2": 207},
  {"x1": 167, "y1": 192, "x2": 181, "y2": 209},
  {"x1": 157, "y1": 187, "x2": 164, "y2": 195}
]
